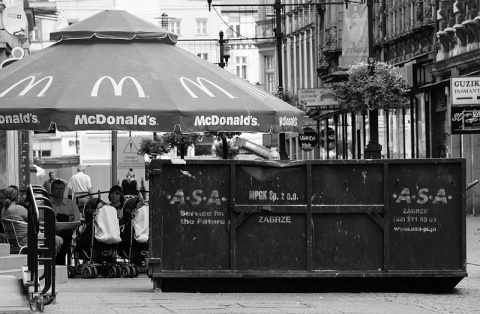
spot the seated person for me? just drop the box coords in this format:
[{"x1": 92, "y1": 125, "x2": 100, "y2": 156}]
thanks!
[
  {"x1": 1, "y1": 185, "x2": 63, "y2": 253},
  {"x1": 108, "y1": 185, "x2": 125, "y2": 227},
  {"x1": 50, "y1": 180, "x2": 81, "y2": 265}
]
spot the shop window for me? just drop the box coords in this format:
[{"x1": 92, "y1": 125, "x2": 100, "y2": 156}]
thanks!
[
  {"x1": 34, "y1": 150, "x2": 51, "y2": 157},
  {"x1": 416, "y1": 95, "x2": 427, "y2": 158}
]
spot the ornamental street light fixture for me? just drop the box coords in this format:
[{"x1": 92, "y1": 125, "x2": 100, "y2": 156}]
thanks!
[{"x1": 364, "y1": 0, "x2": 382, "y2": 159}]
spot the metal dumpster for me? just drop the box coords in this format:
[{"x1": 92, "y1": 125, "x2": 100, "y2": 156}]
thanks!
[{"x1": 147, "y1": 158, "x2": 467, "y2": 292}]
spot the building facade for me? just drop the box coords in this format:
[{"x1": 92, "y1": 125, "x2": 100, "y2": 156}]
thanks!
[
  {"x1": 315, "y1": 0, "x2": 480, "y2": 213},
  {"x1": 1, "y1": 0, "x2": 32, "y2": 192},
  {"x1": 249, "y1": 0, "x2": 479, "y2": 213},
  {"x1": 5, "y1": 1, "x2": 477, "y2": 212}
]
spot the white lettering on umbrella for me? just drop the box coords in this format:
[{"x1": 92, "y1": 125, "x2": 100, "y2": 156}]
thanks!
[
  {"x1": 74, "y1": 114, "x2": 156, "y2": 126},
  {"x1": 194, "y1": 115, "x2": 258, "y2": 126},
  {"x1": 0, "y1": 113, "x2": 39, "y2": 124},
  {"x1": 180, "y1": 77, "x2": 235, "y2": 99},
  {"x1": 279, "y1": 116, "x2": 298, "y2": 127},
  {"x1": 0, "y1": 76, "x2": 53, "y2": 97},
  {"x1": 91, "y1": 76, "x2": 146, "y2": 97}
]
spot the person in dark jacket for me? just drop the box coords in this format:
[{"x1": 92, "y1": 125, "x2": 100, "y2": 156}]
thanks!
[{"x1": 121, "y1": 169, "x2": 138, "y2": 196}]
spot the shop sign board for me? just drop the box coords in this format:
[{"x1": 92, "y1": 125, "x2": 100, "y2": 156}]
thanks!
[
  {"x1": 298, "y1": 88, "x2": 339, "y2": 110},
  {"x1": 298, "y1": 127, "x2": 318, "y2": 151},
  {"x1": 80, "y1": 134, "x2": 111, "y2": 165},
  {"x1": 451, "y1": 77, "x2": 480, "y2": 105},
  {"x1": 451, "y1": 106, "x2": 480, "y2": 134},
  {"x1": 117, "y1": 137, "x2": 145, "y2": 168}
]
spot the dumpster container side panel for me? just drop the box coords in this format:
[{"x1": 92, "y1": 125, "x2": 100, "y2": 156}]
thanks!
[
  {"x1": 148, "y1": 159, "x2": 466, "y2": 291},
  {"x1": 388, "y1": 162, "x2": 463, "y2": 270},
  {"x1": 311, "y1": 164, "x2": 384, "y2": 205},
  {"x1": 312, "y1": 214, "x2": 384, "y2": 270},
  {"x1": 161, "y1": 164, "x2": 231, "y2": 270},
  {"x1": 235, "y1": 214, "x2": 307, "y2": 270},
  {"x1": 236, "y1": 166, "x2": 307, "y2": 205},
  {"x1": 234, "y1": 164, "x2": 308, "y2": 271},
  {"x1": 149, "y1": 163, "x2": 163, "y2": 269}
]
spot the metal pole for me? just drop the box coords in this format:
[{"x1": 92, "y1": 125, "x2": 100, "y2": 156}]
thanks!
[
  {"x1": 275, "y1": 0, "x2": 288, "y2": 160},
  {"x1": 218, "y1": 31, "x2": 229, "y2": 159},
  {"x1": 219, "y1": 31, "x2": 225, "y2": 69},
  {"x1": 364, "y1": 0, "x2": 382, "y2": 159},
  {"x1": 20, "y1": 130, "x2": 30, "y2": 189},
  {"x1": 351, "y1": 112, "x2": 356, "y2": 159},
  {"x1": 386, "y1": 109, "x2": 390, "y2": 159},
  {"x1": 112, "y1": 131, "x2": 117, "y2": 186},
  {"x1": 471, "y1": 134, "x2": 476, "y2": 216}
]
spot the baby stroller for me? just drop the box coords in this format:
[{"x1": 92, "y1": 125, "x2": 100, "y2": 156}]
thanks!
[
  {"x1": 73, "y1": 197, "x2": 122, "y2": 278},
  {"x1": 117, "y1": 196, "x2": 149, "y2": 277}
]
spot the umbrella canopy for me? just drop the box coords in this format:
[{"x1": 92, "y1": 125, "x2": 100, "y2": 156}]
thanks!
[
  {"x1": 49, "y1": 10, "x2": 178, "y2": 42},
  {"x1": 0, "y1": 10, "x2": 304, "y2": 134}
]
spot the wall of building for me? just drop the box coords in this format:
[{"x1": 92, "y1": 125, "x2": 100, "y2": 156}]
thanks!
[
  {"x1": 312, "y1": 0, "x2": 480, "y2": 214},
  {"x1": 1, "y1": 1, "x2": 30, "y2": 191}
]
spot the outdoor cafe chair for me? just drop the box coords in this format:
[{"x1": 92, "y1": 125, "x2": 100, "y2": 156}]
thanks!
[{"x1": 1, "y1": 218, "x2": 28, "y2": 254}]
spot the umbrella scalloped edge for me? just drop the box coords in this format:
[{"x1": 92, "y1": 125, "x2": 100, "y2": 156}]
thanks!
[{"x1": 50, "y1": 31, "x2": 178, "y2": 45}]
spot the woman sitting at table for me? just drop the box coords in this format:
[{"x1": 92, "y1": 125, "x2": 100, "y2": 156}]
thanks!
[{"x1": 1, "y1": 185, "x2": 63, "y2": 253}]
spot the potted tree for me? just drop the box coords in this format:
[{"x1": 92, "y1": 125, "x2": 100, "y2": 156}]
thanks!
[
  {"x1": 333, "y1": 61, "x2": 410, "y2": 159},
  {"x1": 137, "y1": 133, "x2": 171, "y2": 159},
  {"x1": 138, "y1": 132, "x2": 203, "y2": 159},
  {"x1": 205, "y1": 132, "x2": 241, "y2": 159},
  {"x1": 334, "y1": 61, "x2": 410, "y2": 112},
  {"x1": 162, "y1": 132, "x2": 203, "y2": 159}
]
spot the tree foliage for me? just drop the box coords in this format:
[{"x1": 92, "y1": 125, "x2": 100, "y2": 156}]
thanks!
[
  {"x1": 162, "y1": 132, "x2": 202, "y2": 148},
  {"x1": 138, "y1": 132, "x2": 203, "y2": 157},
  {"x1": 214, "y1": 140, "x2": 239, "y2": 159},
  {"x1": 334, "y1": 61, "x2": 410, "y2": 112},
  {"x1": 137, "y1": 136, "x2": 170, "y2": 156},
  {"x1": 205, "y1": 132, "x2": 242, "y2": 142}
]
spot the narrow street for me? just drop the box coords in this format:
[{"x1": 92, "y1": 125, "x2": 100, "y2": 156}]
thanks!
[{"x1": 43, "y1": 216, "x2": 480, "y2": 314}]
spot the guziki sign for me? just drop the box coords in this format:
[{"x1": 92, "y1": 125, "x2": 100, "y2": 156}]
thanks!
[
  {"x1": 452, "y1": 77, "x2": 480, "y2": 105},
  {"x1": 451, "y1": 77, "x2": 480, "y2": 134}
]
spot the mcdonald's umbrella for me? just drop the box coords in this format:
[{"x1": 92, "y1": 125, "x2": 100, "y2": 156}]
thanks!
[{"x1": 0, "y1": 10, "x2": 304, "y2": 134}]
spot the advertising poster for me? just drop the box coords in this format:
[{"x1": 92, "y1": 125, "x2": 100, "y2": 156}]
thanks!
[
  {"x1": 298, "y1": 88, "x2": 339, "y2": 110},
  {"x1": 340, "y1": 3, "x2": 368, "y2": 68}
]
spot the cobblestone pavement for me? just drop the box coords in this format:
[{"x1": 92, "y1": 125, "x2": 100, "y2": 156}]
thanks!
[{"x1": 44, "y1": 217, "x2": 480, "y2": 314}]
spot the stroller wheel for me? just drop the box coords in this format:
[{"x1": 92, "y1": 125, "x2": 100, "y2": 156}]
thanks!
[
  {"x1": 131, "y1": 266, "x2": 139, "y2": 277},
  {"x1": 91, "y1": 266, "x2": 98, "y2": 278},
  {"x1": 108, "y1": 265, "x2": 117, "y2": 278},
  {"x1": 68, "y1": 266, "x2": 76, "y2": 278},
  {"x1": 121, "y1": 266, "x2": 131, "y2": 278},
  {"x1": 83, "y1": 266, "x2": 92, "y2": 279},
  {"x1": 115, "y1": 265, "x2": 122, "y2": 278}
]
